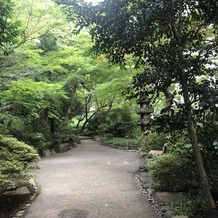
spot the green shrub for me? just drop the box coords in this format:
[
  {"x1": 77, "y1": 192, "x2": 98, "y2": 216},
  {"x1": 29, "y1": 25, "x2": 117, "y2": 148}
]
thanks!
[
  {"x1": 0, "y1": 113, "x2": 11, "y2": 135},
  {"x1": 167, "y1": 135, "x2": 218, "y2": 193},
  {"x1": 23, "y1": 132, "x2": 50, "y2": 150},
  {"x1": 0, "y1": 137, "x2": 39, "y2": 193},
  {"x1": 172, "y1": 197, "x2": 195, "y2": 216},
  {"x1": 140, "y1": 131, "x2": 168, "y2": 153},
  {"x1": 172, "y1": 190, "x2": 208, "y2": 216},
  {"x1": 147, "y1": 153, "x2": 198, "y2": 191},
  {"x1": 98, "y1": 136, "x2": 139, "y2": 149}
]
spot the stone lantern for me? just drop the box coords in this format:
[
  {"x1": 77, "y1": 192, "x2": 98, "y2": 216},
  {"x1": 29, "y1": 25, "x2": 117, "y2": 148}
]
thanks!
[{"x1": 136, "y1": 98, "x2": 154, "y2": 135}]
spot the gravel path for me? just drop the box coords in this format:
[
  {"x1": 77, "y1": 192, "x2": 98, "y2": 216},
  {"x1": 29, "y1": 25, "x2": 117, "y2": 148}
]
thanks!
[{"x1": 25, "y1": 139, "x2": 158, "y2": 218}]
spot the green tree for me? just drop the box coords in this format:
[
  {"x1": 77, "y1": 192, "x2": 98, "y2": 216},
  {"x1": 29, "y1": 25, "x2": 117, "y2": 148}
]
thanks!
[
  {"x1": 0, "y1": 0, "x2": 19, "y2": 49},
  {"x1": 57, "y1": 0, "x2": 218, "y2": 208},
  {"x1": 0, "y1": 79, "x2": 68, "y2": 149},
  {"x1": 1, "y1": 0, "x2": 138, "y2": 136},
  {"x1": 0, "y1": 0, "x2": 68, "y2": 87},
  {"x1": 13, "y1": 0, "x2": 65, "y2": 49}
]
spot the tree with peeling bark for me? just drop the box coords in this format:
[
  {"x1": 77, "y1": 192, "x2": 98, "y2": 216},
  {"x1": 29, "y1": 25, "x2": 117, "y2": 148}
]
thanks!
[{"x1": 56, "y1": 0, "x2": 218, "y2": 208}]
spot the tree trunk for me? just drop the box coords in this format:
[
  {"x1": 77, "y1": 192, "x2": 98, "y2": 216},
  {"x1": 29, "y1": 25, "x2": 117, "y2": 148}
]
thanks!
[
  {"x1": 172, "y1": 11, "x2": 215, "y2": 205},
  {"x1": 65, "y1": 80, "x2": 78, "y2": 121},
  {"x1": 180, "y1": 74, "x2": 215, "y2": 209},
  {"x1": 187, "y1": 117, "x2": 215, "y2": 208},
  {"x1": 80, "y1": 112, "x2": 96, "y2": 133},
  {"x1": 50, "y1": 118, "x2": 55, "y2": 146}
]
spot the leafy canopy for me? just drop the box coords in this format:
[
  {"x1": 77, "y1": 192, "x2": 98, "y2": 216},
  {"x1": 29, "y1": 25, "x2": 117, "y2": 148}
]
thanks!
[
  {"x1": 0, "y1": 0, "x2": 19, "y2": 47},
  {"x1": 0, "y1": 78, "x2": 67, "y2": 119},
  {"x1": 58, "y1": 0, "x2": 218, "y2": 126}
]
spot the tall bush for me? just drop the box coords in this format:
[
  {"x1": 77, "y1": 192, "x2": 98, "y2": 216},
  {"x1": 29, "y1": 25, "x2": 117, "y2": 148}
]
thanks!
[{"x1": 148, "y1": 153, "x2": 198, "y2": 192}]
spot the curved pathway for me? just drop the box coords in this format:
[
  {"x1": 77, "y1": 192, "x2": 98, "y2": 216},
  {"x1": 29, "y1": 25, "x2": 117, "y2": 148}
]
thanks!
[{"x1": 25, "y1": 139, "x2": 157, "y2": 218}]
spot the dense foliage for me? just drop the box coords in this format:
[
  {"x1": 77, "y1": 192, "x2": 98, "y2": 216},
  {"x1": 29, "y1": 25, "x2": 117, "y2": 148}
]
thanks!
[
  {"x1": 148, "y1": 153, "x2": 198, "y2": 192},
  {"x1": 0, "y1": 0, "x2": 138, "y2": 195},
  {"x1": 0, "y1": 0, "x2": 217, "y2": 214},
  {"x1": 0, "y1": 136, "x2": 39, "y2": 194},
  {"x1": 57, "y1": 0, "x2": 218, "y2": 208},
  {"x1": 87, "y1": 104, "x2": 137, "y2": 137},
  {"x1": 0, "y1": 0, "x2": 19, "y2": 47},
  {"x1": 0, "y1": 0, "x2": 138, "y2": 153},
  {"x1": 0, "y1": 79, "x2": 68, "y2": 149},
  {"x1": 0, "y1": 0, "x2": 137, "y2": 150}
]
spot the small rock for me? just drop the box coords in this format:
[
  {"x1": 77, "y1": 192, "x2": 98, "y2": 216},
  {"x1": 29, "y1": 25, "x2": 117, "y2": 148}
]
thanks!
[
  {"x1": 140, "y1": 152, "x2": 147, "y2": 157},
  {"x1": 142, "y1": 183, "x2": 151, "y2": 189},
  {"x1": 153, "y1": 192, "x2": 186, "y2": 205},
  {"x1": 141, "y1": 190, "x2": 147, "y2": 195},
  {"x1": 3, "y1": 187, "x2": 30, "y2": 196},
  {"x1": 158, "y1": 210, "x2": 164, "y2": 216},
  {"x1": 72, "y1": 135, "x2": 81, "y2": 144},
  {"x1": 44, "y1": 149, "x2": 51, "y2": 157},
  {"x1": 69, "y1": 145, "x2": 75, "y2": 150},
  {"x1": 25, "y1": 204, "x2": 31, "y2": 207},
  {"x1": 15, "y1": 211, "x2": 25, "y2": 217},
  {"x1": 164, "y1": 210, "x2": 175, "y2": 218},
  {"x1": 148, "y1": 198, "x2": 153, "y2": 203},
  {"x1": 172, "y1": 216, "x2": 188, "y2": 218},
  {"x1": 160, "y1": 205, "x2": 172, "y2": 212},
  {"x1": 29, "y1": 178, "x2": 37, "y2": 188},
  {"x1": 30, "y1": 195, "x2": 35, "y2": 201},
  {"x1": 147, "y1": 188, "x2": 155, "y2": 195},
  {"x1": 55, "y1": 143, "x2": 70, "y2": 153},
  {"x1": 139, "y1": 172, "x2": 152, "y2": 184},
  {"x1": 51, "y1": 149, "x2": 56, "y2": 155}
]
